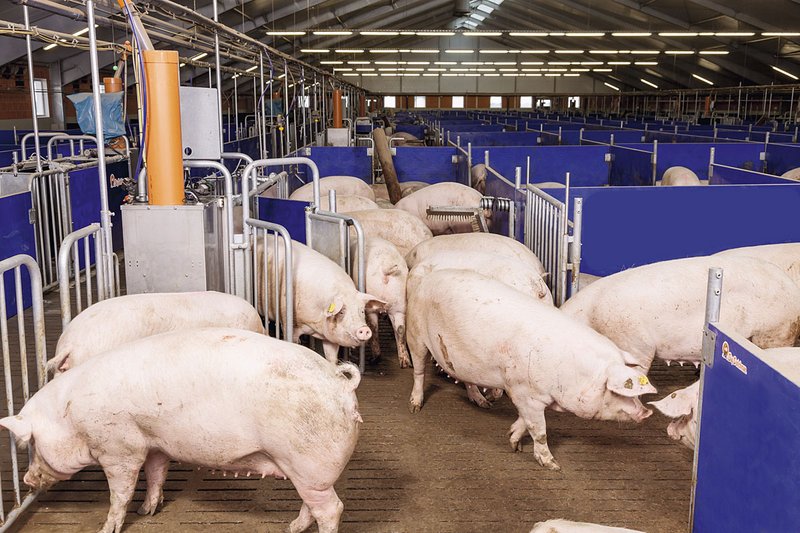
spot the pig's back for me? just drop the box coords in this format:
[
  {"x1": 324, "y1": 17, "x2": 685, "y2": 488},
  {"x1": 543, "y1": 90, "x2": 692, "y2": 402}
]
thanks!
[
  {"x1": 348, "y1": 209, "x2": 433, "y2": 256},
  {"x1": 55, "y1": 292, "x2": 263, "y2": 367},
  {"x1": 57, "y1": 328, "x2": 360, "y2": 468},
  {"x1": 715, "y1": 243, "x2": 800, "y2": 286},
  {"x1": 405, "y1": 233, "x2": 544, "y2": 274},
  {"x1": 290, "y1": 176, "x2": 375, "y2": 202}
]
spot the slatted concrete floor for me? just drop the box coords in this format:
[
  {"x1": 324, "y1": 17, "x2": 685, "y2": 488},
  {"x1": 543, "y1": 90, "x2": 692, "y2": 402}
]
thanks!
[{"x1": 6, "y1": 303, "x2": 697, "y2": 533}]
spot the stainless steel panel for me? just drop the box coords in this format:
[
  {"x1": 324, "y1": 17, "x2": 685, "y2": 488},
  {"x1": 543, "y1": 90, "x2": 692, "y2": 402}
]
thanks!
[
  {"x1": 122, "y1": 204, "x2": 208, "y2": 294},
  {"x1": 307, "y1": 213, "x2": 347, "y2": 269},
  {"x1": 179, "y1": 86, "x2": 222, "y2": 160},
  {"x1": 0, "y1": 173, "x2": 33, "y2": 199},
  {"x1": 326, "y1": 128, "x2": 350, "y2": 147}
]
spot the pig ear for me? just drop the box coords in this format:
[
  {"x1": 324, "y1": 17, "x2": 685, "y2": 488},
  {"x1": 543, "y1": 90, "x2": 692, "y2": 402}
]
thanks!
[
  {"x1": 648, "y1": 381, "x2": 699, "y2": 418},
  {"x1": 606, "y1": 365, "x2": 657, "y2": 397},
  {"x1": 0, "y1": 415, "x2": 32, "y2": 443},
  {"x1": 620, "y1": 350, "x2": 643, "y2": 368},
  {"x1": 324, "y1": 297, "x2": 344, "y2": 317},
  {"x1": 361, "y1": 293, "x2": 388, "y2": 312}
]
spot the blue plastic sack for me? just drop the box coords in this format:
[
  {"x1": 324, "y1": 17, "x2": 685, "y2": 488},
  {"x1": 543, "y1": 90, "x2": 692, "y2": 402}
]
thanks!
[{"x1": 66, "y1": 92, "x2": 125, "y2": 139}]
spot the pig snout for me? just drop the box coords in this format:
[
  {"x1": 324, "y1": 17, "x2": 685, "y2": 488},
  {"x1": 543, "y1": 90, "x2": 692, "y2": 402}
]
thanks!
[
  {"x1": 356, "y1": 326, "x2": 372, "y2": 341},
  {"x1": 24, "y1": 463, "x2": 60, "y2": 490}
]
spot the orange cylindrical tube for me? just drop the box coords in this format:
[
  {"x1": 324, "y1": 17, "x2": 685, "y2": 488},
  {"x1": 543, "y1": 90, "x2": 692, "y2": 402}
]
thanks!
[
  {"x1": 332, "y1": 89, "x2": 343, "y2": 128},
  {"x1": 103, "y1": 77, "x2": 123, "y2": 93},
  {"x1": 142, "y1": 50, "x2": 184, "y2": 205},
  {"x1": 358, "y1": 94, "x2": 366, "y2": 116}
]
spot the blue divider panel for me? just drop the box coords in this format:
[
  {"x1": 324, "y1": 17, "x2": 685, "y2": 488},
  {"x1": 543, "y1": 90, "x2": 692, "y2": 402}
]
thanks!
[
  {"x1": 693, "y1": 325, "x2": 800, "y2": 532},
  {"x1": 452, "y1": 131, "x2": 539, "y2": 146},
  {"x1": 394, "y1": 147, "x2": 464, "y2": 184},
  {"x1": 477, "y1": 145, "x2": 608, "y2": 186},
  {"x1": 709, "y1": 165, "x2": 796, "y2": 185},
  {"x1": 712, "y1": 144, "x2": 764, "y2": 171},
  {"x1": 766, "y1": 144, "x2": 800, "y2": 175},
  {"x1": 0, "y1": 190, "x2": 35, "y2": 319},
  {"x1": 609, "y1": 146, "x2": 653, "y2": 186},
  {"x1": 305, "y1": 146, "x2": 372, "y2": 180},
  {"x1": 544, "y1": 184, "x2": 800, "y2": 276},
  {"x1": 257, "y1": 198, "x2": 309, "y2": 244},
  {"x1": 70, "y1": 161, "x2": 128, "y2": 250},
  {"x1": 561, "y1": 130, "x2": 582, "y2": 145}
]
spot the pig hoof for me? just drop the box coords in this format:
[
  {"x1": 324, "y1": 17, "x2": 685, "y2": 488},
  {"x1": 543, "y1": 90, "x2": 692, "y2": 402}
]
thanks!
[
  {"x1": 469, "y1": 396, "x2": 493, "y2": 409},
  {"x1": 542, "y1": 459, "x2": 561, "y2": 471},
  {"x1": 398, "y1": 355, "x2": 411, "y2": 369},
  {"x1": 408, "y1": 400, "x2": 422, "y2": 414},
  {"x1": 509, "y1": 439, "x2": 523, "y2": 452},
  {"x1": 137, "y1": 498, "x2": 162, "y2": 516}
]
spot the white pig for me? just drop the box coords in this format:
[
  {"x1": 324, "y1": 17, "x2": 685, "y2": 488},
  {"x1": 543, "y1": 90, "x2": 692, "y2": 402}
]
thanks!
[
  {"x1": 407, "y1": 269, "x2": 656, "y2": 470},
  {"x1": 649, "y1": 380, "x2": 700, "y2": 450},
  {"x1": 290, "y1": 175, "x2": 376, "y2": 202},
  {"x1": 348, "y1": 209, "x2": 433, "y2": 257},
  {"x1": 260, "y1": 238, "x2": 385, "y2": 362},
  {"x1": 2, "y1": 328, "x2": 361, "y2": 533},
  {"x1": 471, "y1": 163, "x2": 487, "y2": 194},
  {"x1": 652, "y1": 347, "x2": 800, "y2": 450},
  {"x1": 780, "y1": 167, "x2": 800, "y2": 181},
  {"x1": 531, "y1": 520, "x2": 644, "y2": 533},
  {"x1": 395, "y1": 182, "x2": 487, "y2": 235},
  {"x1": 530, "y1": 519, "x2": 646, "y2": 533},
  {"x1": 407, "y1": 251, "x2": 552, "y2": 407},
  {"x1": 371, "y1": 181, "x2": 430, "y2": 202},
  {"x1": 660, "y1": 166, "x2": 702, "y2": 186},
  {"x1": 350, "y1": 237, "x2": 411, "y2": 368},
  {"x1": 48, "y1": 291, "x2": 264, "y2": 374},
  {"x1": 317, "y1": 194, "x2": 379, "y2": 212},
  {"x1": 714, "y1": 242, "x2": 800, "y2": 286},
  {"x1": 561, "y1": 256, "x2": 800, "y2": 373},
  {"x1": 407, "y1": 250, "x2": 552, "y2": 306},
  {"x1": 405, "y1": 232, "x2": 547, "y2": 279}
]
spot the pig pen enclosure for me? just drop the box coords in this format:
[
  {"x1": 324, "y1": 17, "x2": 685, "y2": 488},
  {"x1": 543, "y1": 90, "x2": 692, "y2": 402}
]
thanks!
[
  {"x1": 4, "y1": 132, "x2": 800, "y2": 533},
  {"x1": 1, "y1": 292, "x2": 697, "y2": 533}
]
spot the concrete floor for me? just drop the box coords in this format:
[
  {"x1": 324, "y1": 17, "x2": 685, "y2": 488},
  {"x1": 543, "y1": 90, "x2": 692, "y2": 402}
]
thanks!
[{"x1": 3, "y1": 300, "x2": 697, "y2": 533}]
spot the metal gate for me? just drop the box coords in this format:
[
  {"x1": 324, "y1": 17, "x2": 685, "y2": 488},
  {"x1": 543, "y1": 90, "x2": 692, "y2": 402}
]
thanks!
[
  {"x1": 0, "y1": 255, "x2": 47, "y2": 531},
  {"x1": 57, "y1": 223, "x2": 109, "y2": 328},
  {"x1": 524, "y1": 180, "x2": 583, "y2": 306}
]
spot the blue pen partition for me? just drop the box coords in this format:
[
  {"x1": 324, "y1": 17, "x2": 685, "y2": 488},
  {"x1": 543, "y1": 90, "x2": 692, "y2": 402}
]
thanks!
[
  {"x1": 257, "y1": 197, "x2": 310, "y2": 244},
  {"x1": 709, "y1": 164, "x2": 797, "y2": 185},
  {"x1": 543, "y1": 184, "x2": 800, "y2": 277},
  {"x1": 692, "y1": 324, "x2": 800, "y2": 532},
  {"x1": 711, "y1": 143, "x2": 764, "y2": 171},
  {"x1": 608, "y1": 145, "x2": 654, "y2": 186},
  {"x1": 766, "y1": 143, "x2": 800, "y2": 175},
  {"x1": 0, "y1": 189, "x2": 36, "y2": 319},
  {"x1": 69, "y1": 161, "x2": 129, "y2": 250},
  {"x1": 394, "y1": 146, "x2": 466, "y2": 184},
  {"x1": 449, "y1": 131, "x2": 539, "y2": 146},
  {"x1": 302, "y1": 146, "x2": 372, "y2": 180},
  {"x1": 478, "y1": 145, "x2": 609, "y2": 187}
]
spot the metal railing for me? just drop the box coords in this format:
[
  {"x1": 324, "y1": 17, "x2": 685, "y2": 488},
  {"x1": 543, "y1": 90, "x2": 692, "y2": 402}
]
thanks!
[
  {"x1": 30, "y1": 170, "x2": 71, "y2": 288},
  {"x1": 307, "y1": 190, "x2": 368, "y2": 372},
  {"x1": 524, "y1": 178, "x2": 583, "y2": 306},
  {"x1": 57, "y1": 223, "x2": 107, "y2": 328},
  {"x1": 0, "y1": 254, "x2": 47, "y2": 531},
  {"x1": 246, "y1": 219, "x2": 293, "y2": 342}
]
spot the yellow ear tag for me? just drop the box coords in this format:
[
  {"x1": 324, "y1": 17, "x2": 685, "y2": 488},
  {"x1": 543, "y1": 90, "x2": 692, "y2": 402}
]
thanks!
[
  {"x1": 327, "y1": 302, "x2": 336, "y2": 314},
  {"x1": 638, "y1": 376, "x2": 649, "y2": 386}
]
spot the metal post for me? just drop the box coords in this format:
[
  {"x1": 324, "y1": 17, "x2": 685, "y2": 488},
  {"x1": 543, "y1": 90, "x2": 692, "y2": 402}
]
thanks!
[
  {"x1": 212, "y1": 0, "x2": 223, "y2": 155},
  {"x1": 23, "y1": 6, "x2": 42, "y2": 173},
  {"x1": 258, "y1": 53, "x2": 267, "y2": 159},
  {"x1": 284, "y1": 62, "x2": 290, "y2": 156},
  {"x1": 86, "y1": 0, "x2": 115, "y2": 297},
  {"x1": 328, "y1": 189, "x2": 337, "y2": 213},
  {"x1": 701, "y1": 267, "x2": 723, "y2": 367}
]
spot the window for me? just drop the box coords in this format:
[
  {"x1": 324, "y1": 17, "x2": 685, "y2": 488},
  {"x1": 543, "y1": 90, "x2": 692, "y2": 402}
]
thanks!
[
  {"x1": 343, "y1": 95, "x2": 349, "y2": 108},
  {"x1": 451, "y1": 95, "x2": 465, "y2": 109},
  {"x1": 298, "y1": 95, "x2": 310, "y2": 108},
  {"x1": 536, "y1": 98, "x2": 552, "y2": 109},
  {"x1": 384, "y1": 95, "x2": 396, "y2": 108},
  {"x1": 519, "y1": 96, "x2": 533, "y2": 109},
  {"x1": 33, "y1": 78, "x2": 49, "y2": 118},
  {"x1": 489, "y1": 96, "x2": 502, "y2": 109},
  {"x1": 568, "y1": 96, "x2": 581, "y2": 109},
  {"x1": 414, "y1": 95, "x2": 426, "y2": 109}
]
